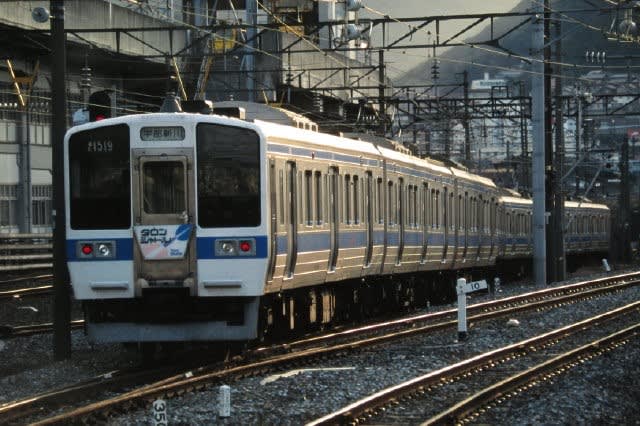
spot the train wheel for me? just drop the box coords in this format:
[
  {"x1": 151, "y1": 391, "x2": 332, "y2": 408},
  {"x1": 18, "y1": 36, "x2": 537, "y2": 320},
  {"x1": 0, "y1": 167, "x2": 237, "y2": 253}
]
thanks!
[{"x1": 293, "y1": 289, "x2": 312, "y2": 333}]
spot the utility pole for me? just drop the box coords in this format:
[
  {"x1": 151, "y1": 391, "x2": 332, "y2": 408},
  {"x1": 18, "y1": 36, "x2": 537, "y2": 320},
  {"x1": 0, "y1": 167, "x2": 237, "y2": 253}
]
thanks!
[
  {"x1": 575, "y1": 87, "x2": 582, "y2": 194},
  {"x1": 544, "y1": 1, "x2": 555, "y2": 283},
  {"x1": 245, "y1": 0, "x2": 257, "y2": 102},
  {"x1": 378, "y1": 49, "x2": 386, "y2": 135},
  {"x1": 619, "y1": 137, "x2": 631, "y2": 262},
  {"x1": 519, "y1": 81, "x2": 529, "y2": 191},
  {"x1": 17, "y1": 104, "x2": 31, "y2": 233},
  {"x1": 531, "y1": 0, "x2": 547, "y2": 286},
  {"x1": 552, "y1": 16, "x2": 566, "y2": 282},
  {"x1": 51, "y1": 0, "x2": 71, "y2": 359},
  {"x1": 463, "y1": 70, "x2": 471, "y2": 164}
]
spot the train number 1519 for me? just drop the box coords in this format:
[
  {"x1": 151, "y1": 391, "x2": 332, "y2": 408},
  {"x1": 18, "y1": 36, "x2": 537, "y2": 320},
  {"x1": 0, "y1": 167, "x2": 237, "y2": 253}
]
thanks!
[{"x1": 86, "y1": 140, "x2": 113, "y2": 153}]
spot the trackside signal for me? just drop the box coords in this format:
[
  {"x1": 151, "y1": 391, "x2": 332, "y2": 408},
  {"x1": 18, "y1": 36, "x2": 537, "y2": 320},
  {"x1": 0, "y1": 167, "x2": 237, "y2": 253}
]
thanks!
[{"x1": 88, "y1": 90, "x2": 111, "y2": 121}]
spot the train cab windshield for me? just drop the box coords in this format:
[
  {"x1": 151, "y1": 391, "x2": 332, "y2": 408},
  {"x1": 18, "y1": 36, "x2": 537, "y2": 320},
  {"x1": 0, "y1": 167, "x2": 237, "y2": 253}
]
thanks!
[
  {"x1": 196, "y1": 123, "x2": 260, "y2": 227},
  {"x1": 68, "y1": 124, "x2": 131, "y2": 229}
]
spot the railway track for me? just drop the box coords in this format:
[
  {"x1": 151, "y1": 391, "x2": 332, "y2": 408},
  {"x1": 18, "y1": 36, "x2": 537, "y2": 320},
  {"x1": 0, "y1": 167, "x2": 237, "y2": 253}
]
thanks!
[
  {"x1": 0, "y1": 234, "x2": 52, "y2": 273},
  {"x1": 2, "y1": 271, "x2": 638, "y2": 425},
  {"x1": 308, "y1": 303, "x2": 639, "y2": 425}
]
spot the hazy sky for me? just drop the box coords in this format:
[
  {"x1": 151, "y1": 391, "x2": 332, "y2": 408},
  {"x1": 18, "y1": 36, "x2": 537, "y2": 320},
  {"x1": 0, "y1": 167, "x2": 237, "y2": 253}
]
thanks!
[{"x1": 360, "y1": 0, "x2": 525, "y2": 77}]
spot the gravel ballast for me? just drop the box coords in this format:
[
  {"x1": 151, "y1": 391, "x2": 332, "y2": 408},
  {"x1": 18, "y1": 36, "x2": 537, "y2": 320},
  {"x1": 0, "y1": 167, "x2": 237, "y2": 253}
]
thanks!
[{"x1": 0, "y1": 269, "x2": 638, "y2": 425}]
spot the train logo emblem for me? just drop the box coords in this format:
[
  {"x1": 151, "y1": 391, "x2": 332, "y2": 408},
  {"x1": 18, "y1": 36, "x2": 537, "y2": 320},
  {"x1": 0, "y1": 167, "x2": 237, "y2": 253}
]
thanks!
[{"x1": 134, "y1": 224, "x2": 192, "y2": 259}]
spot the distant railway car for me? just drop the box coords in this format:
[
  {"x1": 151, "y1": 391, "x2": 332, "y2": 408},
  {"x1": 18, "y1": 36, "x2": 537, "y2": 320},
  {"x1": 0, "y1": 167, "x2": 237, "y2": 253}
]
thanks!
[
  {"x1": 64, "y1": 106, "x2": 610, "y2": 344},
  {"x1": 564, "y1": 201, "x2": 610, "y2": 255}
]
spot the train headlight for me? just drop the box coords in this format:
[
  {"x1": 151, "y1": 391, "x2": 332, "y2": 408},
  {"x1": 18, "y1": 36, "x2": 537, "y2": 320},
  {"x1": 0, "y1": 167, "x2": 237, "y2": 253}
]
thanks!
[
  {"x1": 221, "y1": 241, "x2": 236, "y2": 255},
  {"x1": 76, "y1": 241, "x2": 116, "y2": 259},
  {"x1": 215, "y1": 238, "x2": 256, "y2": 257},
  {"x1": 96, "y1": 242, "x2": 114, "y2": 258}
]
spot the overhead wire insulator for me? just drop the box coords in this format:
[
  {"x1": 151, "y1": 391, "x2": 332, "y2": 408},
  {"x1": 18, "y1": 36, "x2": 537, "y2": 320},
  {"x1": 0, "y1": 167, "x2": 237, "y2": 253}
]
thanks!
[
  {"x1": 346, "y1": 0, "x2": 363, "y2": 11},
  {"x1": 80, "y1": 65, "x2": 91, "y2": 90}
]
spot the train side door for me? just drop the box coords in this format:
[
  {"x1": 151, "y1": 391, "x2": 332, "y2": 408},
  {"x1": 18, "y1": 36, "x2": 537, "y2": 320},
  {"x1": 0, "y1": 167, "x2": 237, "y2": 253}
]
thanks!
[
  {"x1": 266, "y1": 159, "x2": 277, "y2": 282},
  {"x1": 420, "y1": 183, "x2": 429, "y2": 264},
  {"x1": 364, "y1": 172, "x2": 373, "y2": 267},
  {"x1": 284, "y1": 161, "x2": 297, "y2": 279},
  {"x1": 397, "y1": 178, "x2": 405, "y2": 265},
  {"x1": 328, "y1": 167, "x2": 339, "y2": 272},
  {"x1": 131, "y1": 149, "x2": 196, "y2": 296},
  {"x1": 476, "y1": 196, "x2": 484, "y2": 261},
  {"x1": 442, "y1": 187, "x2": 449, "y2": 263},
  {"x1": 452, "y1": 182, "x2": 459, "y2": 266}
]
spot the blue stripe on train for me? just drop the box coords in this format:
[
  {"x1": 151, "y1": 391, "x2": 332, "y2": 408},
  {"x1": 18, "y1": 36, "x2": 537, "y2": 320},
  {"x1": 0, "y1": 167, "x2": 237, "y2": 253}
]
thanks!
[
  {"x1": 66, "y1": 238, "x2": 134, "y2": 261},
  {"x1": 66, "y1": 236, "x2": 269, "y2": 261}
]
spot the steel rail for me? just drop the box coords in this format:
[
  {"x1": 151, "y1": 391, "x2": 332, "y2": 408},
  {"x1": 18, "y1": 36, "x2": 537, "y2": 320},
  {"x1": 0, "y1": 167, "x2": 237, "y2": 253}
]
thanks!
[
  {"x1": 1, "y1": 275, "x2": 633, "y2": 424},
  {"x1": 29, "y1": 279, "x2": 640, "y2": 425},
  {"x1": 0, "y1": 285, "x2": 53, "y2": 300},
  {"x1": 423, "y1": 323, "x2": 640, "y2": 425},
  {"x1": 282, "y1": 270, "x2": 640, "y2": 350},
  {"x1": 0, "y1": 320, "x2": 84, "y2": 338},
  {"x1": 306, "y1": 302, "x2": 640, "y2": 425}
]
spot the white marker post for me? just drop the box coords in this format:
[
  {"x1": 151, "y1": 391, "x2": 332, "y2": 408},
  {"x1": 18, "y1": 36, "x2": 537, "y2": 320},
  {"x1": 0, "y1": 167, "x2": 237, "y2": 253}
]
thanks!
[
  {"x1": 456, "y1": 278, "x2": 488, "y2": 341},
  {"x1": 152, "y1": 399, "x2": 168, "y2": 426},
  {"x1": 219, "y1": 385, "x2": 231, "y2": 418}
]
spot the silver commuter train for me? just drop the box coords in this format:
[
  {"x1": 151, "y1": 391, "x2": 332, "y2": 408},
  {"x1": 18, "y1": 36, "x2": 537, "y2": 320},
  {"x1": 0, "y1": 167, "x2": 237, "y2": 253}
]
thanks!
[{"x1": 64, "y1": 110, "x2": 610, "y2": 343}]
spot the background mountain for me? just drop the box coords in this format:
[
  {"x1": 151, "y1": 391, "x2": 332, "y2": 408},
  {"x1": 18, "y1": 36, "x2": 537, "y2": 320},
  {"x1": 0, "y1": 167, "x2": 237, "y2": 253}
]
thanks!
[{"x1": 395, "y1": 0, "x2": 640, "y2": 86}]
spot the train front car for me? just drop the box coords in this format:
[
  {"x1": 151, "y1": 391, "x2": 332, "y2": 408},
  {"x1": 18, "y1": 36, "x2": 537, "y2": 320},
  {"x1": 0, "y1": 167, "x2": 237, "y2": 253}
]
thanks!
[{"x1": 65, "y1": 114, "x2": 269, "y2": 343}]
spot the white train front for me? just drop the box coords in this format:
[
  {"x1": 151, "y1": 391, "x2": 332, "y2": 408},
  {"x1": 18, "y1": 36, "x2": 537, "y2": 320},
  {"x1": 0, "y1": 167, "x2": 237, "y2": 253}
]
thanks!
[
  {"x1": 64, "y1": 111, "x2": 610, "y2": 343},
  {"x1": 66, "y1": 113, "x2": 270, "y2": 342}
]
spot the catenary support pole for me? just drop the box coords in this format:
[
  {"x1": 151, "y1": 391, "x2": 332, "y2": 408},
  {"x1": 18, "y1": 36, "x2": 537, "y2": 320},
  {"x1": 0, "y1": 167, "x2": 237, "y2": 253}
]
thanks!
[
  {"x1": 246, "y1": 0, "x2": 257, "y2": 102},
  {"x1": 553, "y1": 16, "x2": 566, "y2": 282},
  {"x1": 532, "y1": 0, "x2": 547, "y2": 286},
  {"x1": 51, "y1": 0, "x2": 71, "y2": 360},
  {"x1": 18, "y1": 110, "x2": 32, "y2": 233}
]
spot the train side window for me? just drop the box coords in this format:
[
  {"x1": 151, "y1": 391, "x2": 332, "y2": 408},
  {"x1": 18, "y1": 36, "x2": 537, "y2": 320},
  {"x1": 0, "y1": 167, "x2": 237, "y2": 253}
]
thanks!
[
  {"x1": 457, "y1": 194, "x2": 462, "y2": 231},
  {"x1": 338, "y1": 175, "x2": 343, "y2": 223},
  {"x1": 388, "y1": 180, "x2": 396, "y2": 225},
  {"x1": 353, "y1": 175, "x2": 360, "y2": 224},
  {"x1": 344, "y1": 174, "x2": 351, "y2": 225},
  {"x1": 315, "y1": 171, "x2": 323, "y2": 225},
  {"x1": 433, "y1": 189, "x2": 438, "y2": 229},
  {"x1": 324, "y1": 174, "x2": 329, "y2": 224},
  {"x1": 406, "y1": 184, "x2": 412, "y2": 227},
  {"x1": 279, "y1": 170, "x2": 284, "y2": 225},
  {"x1": 413, "y1": 185, "x2": 418, "y2": 227},
  {"x1": 449, "y1": 192, "x2": 455, "y2": 231},
  {"x1": 298, "y1": 171, "x2": 303, "y2": 225},
  {"x1": 492, "y1": 200, "x2": 497, "y2": 235},
  {"x1": 423, "y1": 183, "x2": 429, "y2": 229},
  {"x1": 376, "y1": 177, "x2": 384, "y2": 224},
  {"x1": 442, "y1": 187, "x2": 448, "y2": 231},
  {"x1": 463, "y1": 193, "x2": 468, "y2": 231},
  {"x1": 468, "y1": 196, "x2": 472, "y2": 232},
  {"x1": 398, "y1": 179, "x2": 405, "y2": 227},
  {"x1": 305, "y1": 170, "x2": 313, "y2": 226},
  {"x1": 433, "y1": 191, "x2": 444, "y2": 229}
]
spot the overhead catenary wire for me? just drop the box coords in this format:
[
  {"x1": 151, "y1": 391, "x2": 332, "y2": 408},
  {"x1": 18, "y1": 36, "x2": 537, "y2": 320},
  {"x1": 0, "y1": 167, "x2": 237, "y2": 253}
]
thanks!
[{"x1": 4, "y1": 1, "x2": 640, "y2": 122}]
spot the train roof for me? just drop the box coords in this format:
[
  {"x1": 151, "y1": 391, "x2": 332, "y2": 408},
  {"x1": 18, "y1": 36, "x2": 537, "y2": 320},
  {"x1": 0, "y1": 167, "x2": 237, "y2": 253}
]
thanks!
[
  {"x1": 500, "y1": 195, "x2": 533, "y2": 206},
  {"x1": 564, "y1": 200, "x2": 610, "y2": 211},
  {"x1": 253, "y1": 119, "x2": 382, "y2": 158},
  {"x1": 450, "y1": 167, "x2": 497, "y2": 189},
  {"x1": 377, "y1": 145, "x2": 452, "y2": 176}
]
